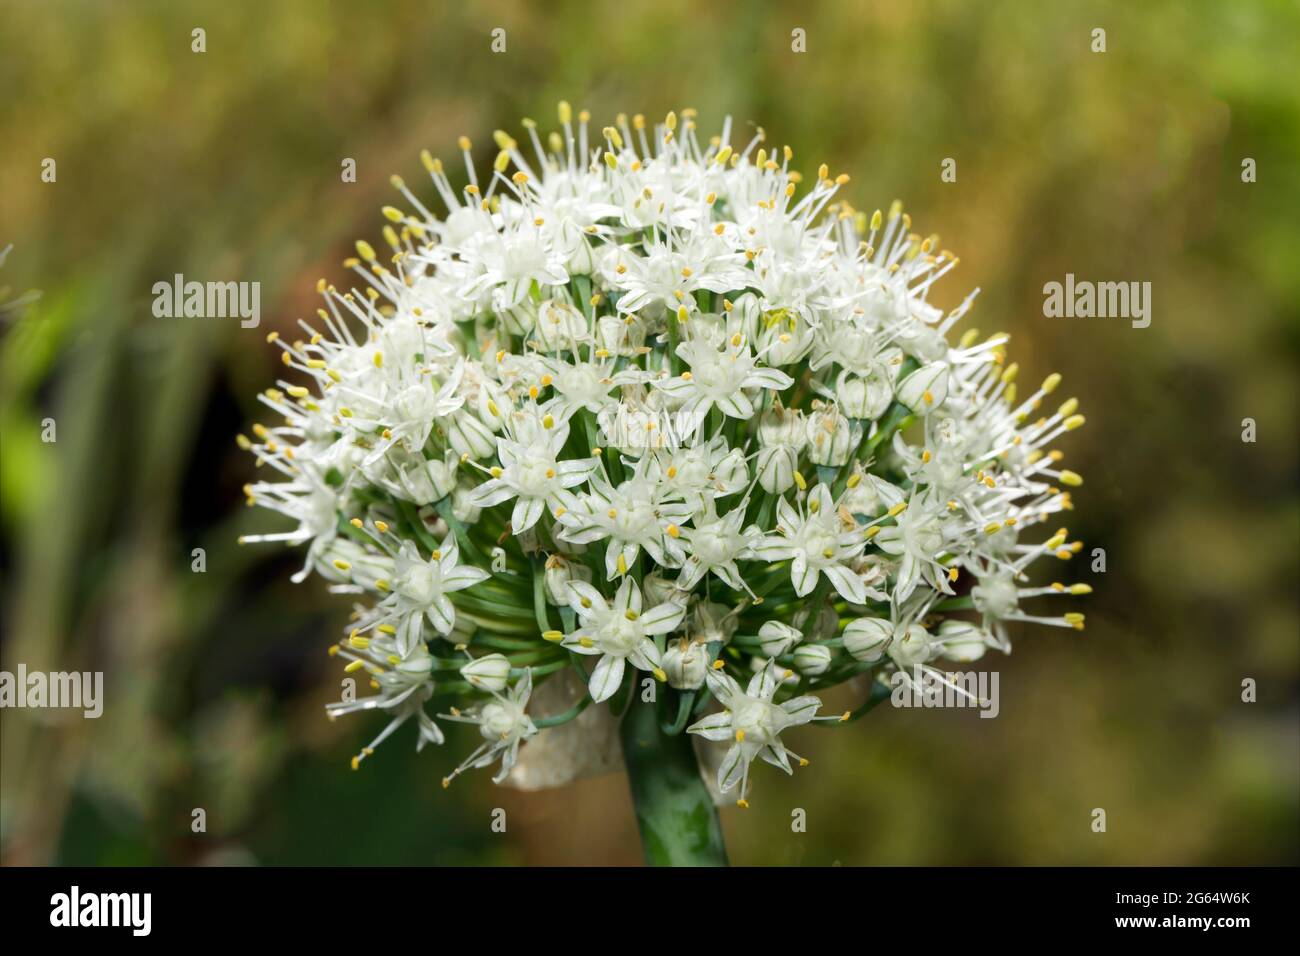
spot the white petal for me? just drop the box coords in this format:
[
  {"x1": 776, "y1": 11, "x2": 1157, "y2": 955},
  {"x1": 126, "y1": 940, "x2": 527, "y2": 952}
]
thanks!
[{"x1": 588, "y1": 654, "x2": 626, "y2": 703}]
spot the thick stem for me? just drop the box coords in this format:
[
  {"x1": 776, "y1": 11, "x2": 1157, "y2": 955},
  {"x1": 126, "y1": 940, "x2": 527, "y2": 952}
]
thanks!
[{"x1": 619, "y1": 692, "x2": 729, "y2": 866}]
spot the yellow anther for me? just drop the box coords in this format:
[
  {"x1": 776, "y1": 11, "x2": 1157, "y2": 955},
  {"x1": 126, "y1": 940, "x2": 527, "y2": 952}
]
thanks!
[
  {"x1": 666, "y1": 524, "x2": 680, "y2": 538},
  {"x1": 542, "y1": 630, "x2": 564, "y2": 642},
  {"x1": 653, "y1": 668, "x2": 667, "y2": 682},
  {"x1": 1064, "y1": 414, "x2": 1086, "y2": 431},
  {"x1": 1070, "y1": 583, "x2": 1093, "y2": 595},
  {"x1": 794, "y1": 471, "x2": 807, "y2": 491},
  {"x1": 715, "y1": 145, "x2": 733, "y2": 165},
  {"x1": 355, "y1": 240, "x2": 376, "y2": 261},
  {"x1": 333, "y1": 559, "x2": 351, "y2": 571},
  {"x1": 1057, "y1": 397, "x2": 1079, "y2": 418},
  {"x1": 1059, "y1": 469, "x2": 1084, "y2": 486},
  {"x1": 887, "y1": 502, "x2": 908, "y2": 518}
]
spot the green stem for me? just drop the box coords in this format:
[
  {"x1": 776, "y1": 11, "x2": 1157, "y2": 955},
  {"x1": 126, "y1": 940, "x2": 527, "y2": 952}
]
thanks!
[{"x1": 619, "y1": 694, "x2": 729, "y2": 866}]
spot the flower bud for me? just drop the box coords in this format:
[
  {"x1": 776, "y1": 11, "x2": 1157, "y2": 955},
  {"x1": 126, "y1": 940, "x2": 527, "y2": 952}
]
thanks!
[
  {"x1": 937, "y1": 620, "x2": 989, "y2": 663},
  {"x1": 451, "y1": 481, "x2": 482, "y2": 523},
  {"x1": 889, "y1": 622, "x2": 934, "y2": 667},
  {"x1": 662, "y1": 639, "x2": 707, "y2": 690},
  {"x1": 476, "y1": 379, "x2": 512, "y2": 433},
  {"x1": 758, "y1": 405, "x2": 806, "y2": 447},
  {"x1": 596, "y1": 314, "x2": 646, "y2": 357},
  {"x1": 792, "y1": 643, "x2": 832, "y2": 676},
  {"x1": 836, "y1": 367, "x2": 893, "y2": 421},
  {"x1": 758, "y1": 621, "x2": 802, "y2": 657},
  {"x1": 756, "y1": 444, "x2": 798, "y2": 494},
  {"x1": 640, "y1": 571, "x2": 678, "y2": 607},
  {"x1": 532, "y1": 299, "x2": 587, "y2": 352},
  {"x1": 425, "y1": 451, "x2": 459, "y2": 501},
  {"x1": 461, "y1": 653, "x2": 511, "y2": 692},
  {"x1": 544, "y1": 554, "x2": 591, "y2": 605},
  {"x1": 896, "y1": 361, "x2": 950, "y2": 412},
  {"x1": 806, "y1": 406, "x2": 855, "y2": 466},
  {"x1": 843, "y1": 617, "x2": 892, "y2": 662},
  {"x1": 690, "y1": 600, "x2": 737, "y2": 645},
  {"x1": 446, "y1": 409, "x2": 498, "y2": 460}
]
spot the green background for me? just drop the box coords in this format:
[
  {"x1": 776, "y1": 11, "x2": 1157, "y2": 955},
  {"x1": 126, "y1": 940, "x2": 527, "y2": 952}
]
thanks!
[{"x1": 1, "y1": 0, "x2": 1296, "y2": 865}]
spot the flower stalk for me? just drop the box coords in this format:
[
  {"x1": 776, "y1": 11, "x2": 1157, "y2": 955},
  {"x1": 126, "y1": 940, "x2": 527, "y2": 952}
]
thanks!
[{"x1": 620, "y1": 692, "x2": 728, "y2": 866}]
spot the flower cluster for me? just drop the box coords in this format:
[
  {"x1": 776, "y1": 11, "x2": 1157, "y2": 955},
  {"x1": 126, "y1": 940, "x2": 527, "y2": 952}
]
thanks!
[{"x1": 240, "y1": 105, "x2": 1089, "y2": 805}]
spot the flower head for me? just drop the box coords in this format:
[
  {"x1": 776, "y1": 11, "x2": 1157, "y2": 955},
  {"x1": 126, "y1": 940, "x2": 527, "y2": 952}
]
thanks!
[{"x1": 240, "y1": 105, "x2": 1088, "y2": 804}]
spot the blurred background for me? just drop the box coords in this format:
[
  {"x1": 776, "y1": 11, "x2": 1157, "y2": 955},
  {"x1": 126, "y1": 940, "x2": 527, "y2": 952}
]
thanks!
[{"x1": 1, "y1": 0, "x2": 1296, "y2": 865}]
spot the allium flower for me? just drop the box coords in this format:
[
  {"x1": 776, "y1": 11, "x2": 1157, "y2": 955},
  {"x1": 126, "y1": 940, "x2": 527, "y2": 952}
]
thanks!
[
  {"x1": 557, "y1": 578, "x2": 684, "y2": 702},
  {"x1": 686, "y1": 659, "x2": 828, "y2": 807},
  {"x1": 240, "y1": 104, "x2": 1090, "y2": 855}
]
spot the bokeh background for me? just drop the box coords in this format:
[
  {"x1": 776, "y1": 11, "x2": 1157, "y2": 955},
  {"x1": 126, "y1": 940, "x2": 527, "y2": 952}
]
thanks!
[{"x1": 2, "y1": 0, "x2": 1297, "y2": 866}]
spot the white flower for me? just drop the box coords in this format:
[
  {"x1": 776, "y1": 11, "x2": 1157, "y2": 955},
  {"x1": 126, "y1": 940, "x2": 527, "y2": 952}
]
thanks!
[
  {"x1": 326, "y1": 635, "x2": 444, "y2": 770},
  {"x1": 873, "y1": 496, "x2": 951, "y2": 602},
  {"x1": 441, "y1": 668, "x2": 538, "y2": 785},
  {"x1": 653, "y1": 338, "x2": 793, "y2": 420},
  {"x1": 560, "y1": 578, "x2": 685, "y2": 702},
  {"x1": 465, "y1": 415, "x2": 597, "y2": 533},
  {"x1": 687, "y1": 659, "x2": 823, "y2": 807},
  {"x1": 556, "y1": 461, "x2": 694, "y2": 579},
  {"x1": 751, "y1": 484, "x2": 869, "y2": 601},
  {"x1": 377, "y1": 536, "x2": 491, "y2": 655},
  {"x1": 673, "y1": 500, "x2": 762, "y2": 594}
]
